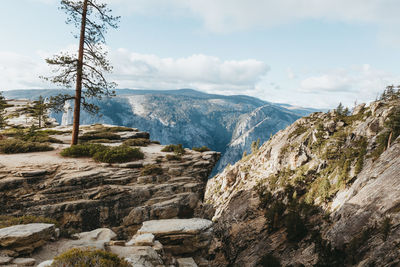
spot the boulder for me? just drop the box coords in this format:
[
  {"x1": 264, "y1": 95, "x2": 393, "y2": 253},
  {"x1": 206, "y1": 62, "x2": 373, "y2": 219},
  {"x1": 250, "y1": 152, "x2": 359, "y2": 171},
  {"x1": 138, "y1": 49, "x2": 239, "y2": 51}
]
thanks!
[
  {"x1": 68, "y1": 228, "x2": 117, "y2": 250},
  {"x1": 11, "y1": 258, "x2": 36, "y2": 266},
  {"x1": 108, "y1": 245, "x2": 163, "y2": 266},
  {"x1": 0, "y1": 224, "x2": 55, "y2": 255},
  {"x1": 177, "y1": 257, "x2": 198, "y2": 267},
  {"x1": 138, "y1": 219, "x2": 212, "y2": 236},
  {"x1": 0, "y1": 256, "x2": 13, "y2": 265},
  {"x1": 137, "y1": 219, "x2": 212, "y2": 256},
  {"x1": 352, "y1": 103, "x2": 366, "y2": 115},
  {"x1": 127, "y1": 233, "x2": 155, "y2": 246},
  {"x1": 37, "y1": 260, "x2": 54, "y2": 267}
]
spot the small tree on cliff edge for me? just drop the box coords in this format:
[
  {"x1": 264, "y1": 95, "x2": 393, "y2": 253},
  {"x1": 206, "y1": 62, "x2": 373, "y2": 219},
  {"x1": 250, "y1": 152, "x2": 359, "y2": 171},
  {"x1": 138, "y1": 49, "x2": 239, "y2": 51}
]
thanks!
[{"x1": 42, "y1": 0, "x2": 119, "y2": 145}]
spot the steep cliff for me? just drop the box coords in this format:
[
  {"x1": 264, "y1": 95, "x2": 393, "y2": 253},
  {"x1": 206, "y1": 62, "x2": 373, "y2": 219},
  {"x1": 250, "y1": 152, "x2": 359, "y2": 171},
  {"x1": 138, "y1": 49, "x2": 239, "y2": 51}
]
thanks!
[{"x1": 205, "y1": 97, "x2": 400, "y2": 266}]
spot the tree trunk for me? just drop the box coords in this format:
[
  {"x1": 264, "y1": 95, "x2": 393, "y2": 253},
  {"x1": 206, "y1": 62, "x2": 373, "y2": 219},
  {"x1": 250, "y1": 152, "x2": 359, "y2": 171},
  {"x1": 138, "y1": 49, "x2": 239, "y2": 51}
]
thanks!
[
  {"x1": 387, "y1": 131, "x2": 393, "y2": 150},
  {"x1": 71, "y1": 0, "x2": 88, "y2": 145}
]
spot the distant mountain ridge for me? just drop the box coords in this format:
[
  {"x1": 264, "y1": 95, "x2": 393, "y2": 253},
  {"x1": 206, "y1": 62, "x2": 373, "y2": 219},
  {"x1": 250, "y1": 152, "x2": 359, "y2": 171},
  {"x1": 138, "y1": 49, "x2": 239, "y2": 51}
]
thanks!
[{"x1": 3, "y1": 89, "x2": 317, "y2": 173}]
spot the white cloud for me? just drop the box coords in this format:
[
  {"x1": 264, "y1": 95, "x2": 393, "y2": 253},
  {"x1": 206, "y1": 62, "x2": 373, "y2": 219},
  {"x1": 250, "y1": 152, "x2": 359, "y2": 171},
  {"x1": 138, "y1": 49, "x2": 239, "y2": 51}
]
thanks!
[
  {"x1": 2, "y1": 47, "x2": 398, "y2": 109},
  {"x1": 0, "y1": 48, "x2": 269, "y2": 94},
  {"x1": 0, "y1": 52, "x2": 50, "y2": 90},
  {"x1": 299, "y1": 64, "x2": 398, "y2": 93},
  {"x1": 96, "y1": 0, "x2": 400, "y2": 34},
  {"x1": 35, "y1": 0, "x2": 400, "y2": 33},
  {"x1": 294, "y1": 64, "x2": 400, "y2": 107},
  {"x1": 110, "y1": 49, "x2": 269, "y2": 92},
  {"x1": 287, "y1": 68, "x2": 296, "y2": 80}
]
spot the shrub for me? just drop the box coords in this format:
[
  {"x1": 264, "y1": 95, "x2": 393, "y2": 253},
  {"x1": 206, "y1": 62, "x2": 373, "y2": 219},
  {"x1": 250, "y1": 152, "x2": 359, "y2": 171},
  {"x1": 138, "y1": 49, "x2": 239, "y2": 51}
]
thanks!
[
  {"x1": 251, "y1": 138, "x2": 261, "y2": 154},
  {"x1": 51, "y1": 248, "x2": 130, "y2": 267},
  {"x1": 370, "y1": 107, "x2": 400, "y2": 160},
  {"x1": 1, "y1": 127, "x2": 63, "y2": 143},
  {"x1": 192, "y1": 146, "x2": 211, "y2": 152},
  {"x1": 93, "y1": 146, "x2": 144, "y2": 163},
  {"x1": 40, "y1": 129, "x2": 72, "y2": 135},
  {"x1": 86, "y1": 139, "x2": 115, "y2": 144},
  {"x1": 140, "y1": 164, "x2": 163, "y2": 176},
  {"x1": 166, "y1": 154, "x2": 182, "y2": 161},
  {"x1": 0, "y1": 215, "x2": 58, "y2": 229},
  {"x1": 123, "y1": 138, "x2": 150, "y2": 147},
  {"x1": 346, "y1": 227, "x2": 374, "y2": 264},
  {"x1": 265, "y1": 200, "x2": 286, "y2": 231},
  {"x1": 0, "y1": 139, "x2": 53, "y2": 154},
  {"x1": 60, "y1": 144, "x2": 108, "y2": 158},
  {"x1": 80, "y1": 132, "x2": 121, "y2": 141},
  {"x1": 25, "y1": 135, "x2": 63, "y2": 143},
  {"x1": 161, "y1": 144, "x2": 185, "y2": 155},
  {"x1": 61, "y1": 144, "x2": 144, "y2": 163},
  {"x1": 285, "y1": 211, "x2": 308, "y2": 242},
  {"x1": 107, "y1": 126, "x2": 135, "y2": 132},
  {"x1": 380, "y1": 217, "x2": 391, "y2": 241},
  {"x1": 151, "y1": 140, "x2": 161, "y2": 144},
  {"x1": 258, "y1": 253, "x2": 281, "y2": 267},
  {"x1": 288, "y1": 125, "x2": 308, "y2": 139}
]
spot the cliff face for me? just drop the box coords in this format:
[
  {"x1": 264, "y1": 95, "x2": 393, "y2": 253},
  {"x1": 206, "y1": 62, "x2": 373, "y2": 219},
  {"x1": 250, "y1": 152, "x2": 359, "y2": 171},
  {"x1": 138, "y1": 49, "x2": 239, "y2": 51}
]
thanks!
[
  {"x1": 205, "y1": 98, "x2": 400, "y2": 266},
  {"x1": 215, "y1": 104, "x2": 299, "y2": 173},
  {"x1": 0, "y1": 125, "x2": 220, "y2": 239}
]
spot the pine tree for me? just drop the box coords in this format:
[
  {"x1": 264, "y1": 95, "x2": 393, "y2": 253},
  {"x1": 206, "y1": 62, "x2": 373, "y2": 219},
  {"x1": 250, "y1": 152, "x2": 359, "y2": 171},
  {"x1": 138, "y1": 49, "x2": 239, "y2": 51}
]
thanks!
[
  {"x1": 335, "y1": 102, "x2": 344, "y2": 116},
  {"x1": 0, "y1": 92, "x2": 7, "y2": 129},
  {"x1": 251, "y1": 138, "x2": 261, "y2": 154},
  {"x1": 42, "y1": 0, "x2": 120, "y2": 145},
  {"x1": 0, "y1": 92, "x2": 6, "y2": 110},
  {"x1": 32, "y1": 96, "x2": 48, "y2": 128}
]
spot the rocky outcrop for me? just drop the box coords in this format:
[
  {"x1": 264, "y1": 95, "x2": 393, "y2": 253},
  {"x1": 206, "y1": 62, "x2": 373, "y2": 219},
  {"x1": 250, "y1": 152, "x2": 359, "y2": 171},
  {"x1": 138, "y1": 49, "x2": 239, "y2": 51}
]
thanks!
[
  {"x1": 26, "y1": 220, "x2": 211, "y2": 267},
  {"x1": 205, "y1": 97, "x2": 400, "y2": 266},
  {"x1": 0, "y1": 224, "x2": 56, "y2": 257},
  {"x1": 0, "y1": 125, "x2": 220, "y2": 240}
]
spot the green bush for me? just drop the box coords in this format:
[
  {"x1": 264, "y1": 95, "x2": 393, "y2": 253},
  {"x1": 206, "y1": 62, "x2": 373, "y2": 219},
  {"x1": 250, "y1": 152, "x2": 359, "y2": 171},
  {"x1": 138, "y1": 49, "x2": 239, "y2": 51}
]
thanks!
[
  {"x1": 123, "y1": 138, "x2": 150, "y2": 147},
  {"x1": 166, "y1": 154, "x2": 182, "y2": 161},
  {"x1": 80, "y1": 132, "x2": 121, "y2": 141},
  {"x1": 25, "y1": 135, "x2": 63, "y2": 143},
  {"x1": 86, "y1": 139, "x2": 115, "y2": 144},
  {"x1": 380, "y1": 217, "x2": 391, "y2": 241},
  {"x1": 40, "y1": 129, "x2": 72, "y2": 135},
  {"x1": 107, "y1": 126, "x2": 135, "y2": 132},
  {"x1": 51, "y1": 248, "x2": 130, "y2": 267},
  {"x1": 93, "y1": 146, "x2": 144, "y2": 163},
  {"x1": 1, "y1": 127, "x2": 63, "y2": 143},
  {"x1": 370, "y1": 106, "x2": 400, "y2": 160},
  {"x1": 258, "y1": 253, "x2": 281, "y2": 267},
  {"x1": 265, "y1": 200, "x2": 286, "y2": 231},
  {"x1": 161, "y1": 144, "x2": 185, "y2": 155},
  {"x1": 0, "y1": 215, "x2": 58, "y2": 229},
  {"x1": 140, "y1": 164, "x2": 163, "y2": 176},
  {"x1": 61, "y1": 144, "x2": 144, "y2": 163},
  {"x1": 285, "y1": 211, "x2": 308, "y2": 242},
  {"x1": 0, "y1": 139, "x2": 54, "y2": 154},
  {"x1": 60, "y1": 144, "x2": 108, "y2": 158},
  {"x1": 288, "y1": 125, "x2": 308, "y2": 139},
  {"x1": 192, "y1": 146, "x2": 211, "y2": 152}
]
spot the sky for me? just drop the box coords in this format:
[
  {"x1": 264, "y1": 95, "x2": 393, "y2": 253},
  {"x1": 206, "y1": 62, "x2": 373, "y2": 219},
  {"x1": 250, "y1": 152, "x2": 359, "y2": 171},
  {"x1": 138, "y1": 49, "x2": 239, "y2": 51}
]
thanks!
[{"x1": 1, "y1": 0, "x2": 400, "y2": 108}]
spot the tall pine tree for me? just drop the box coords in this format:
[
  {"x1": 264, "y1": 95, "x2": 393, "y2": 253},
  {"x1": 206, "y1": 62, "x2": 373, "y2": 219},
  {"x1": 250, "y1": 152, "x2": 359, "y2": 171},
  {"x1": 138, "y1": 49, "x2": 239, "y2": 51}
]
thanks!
[{"x1": 43, "y1": 0, "x2": 120, "y2": 145}]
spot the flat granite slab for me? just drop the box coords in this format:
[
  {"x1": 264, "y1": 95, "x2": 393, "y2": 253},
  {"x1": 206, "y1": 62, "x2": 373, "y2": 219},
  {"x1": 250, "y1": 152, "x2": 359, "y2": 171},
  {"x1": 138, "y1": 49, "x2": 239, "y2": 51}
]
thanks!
[{"x1": 138, "y1": 218, "x2": 212, "y2": 236}]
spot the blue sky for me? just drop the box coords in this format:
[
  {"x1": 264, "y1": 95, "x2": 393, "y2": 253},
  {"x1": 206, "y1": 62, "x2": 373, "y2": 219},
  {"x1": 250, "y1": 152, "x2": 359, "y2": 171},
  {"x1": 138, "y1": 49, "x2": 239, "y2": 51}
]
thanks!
[{"x1": 1, "y1": 0, "x2": 400, "y2": 108}]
